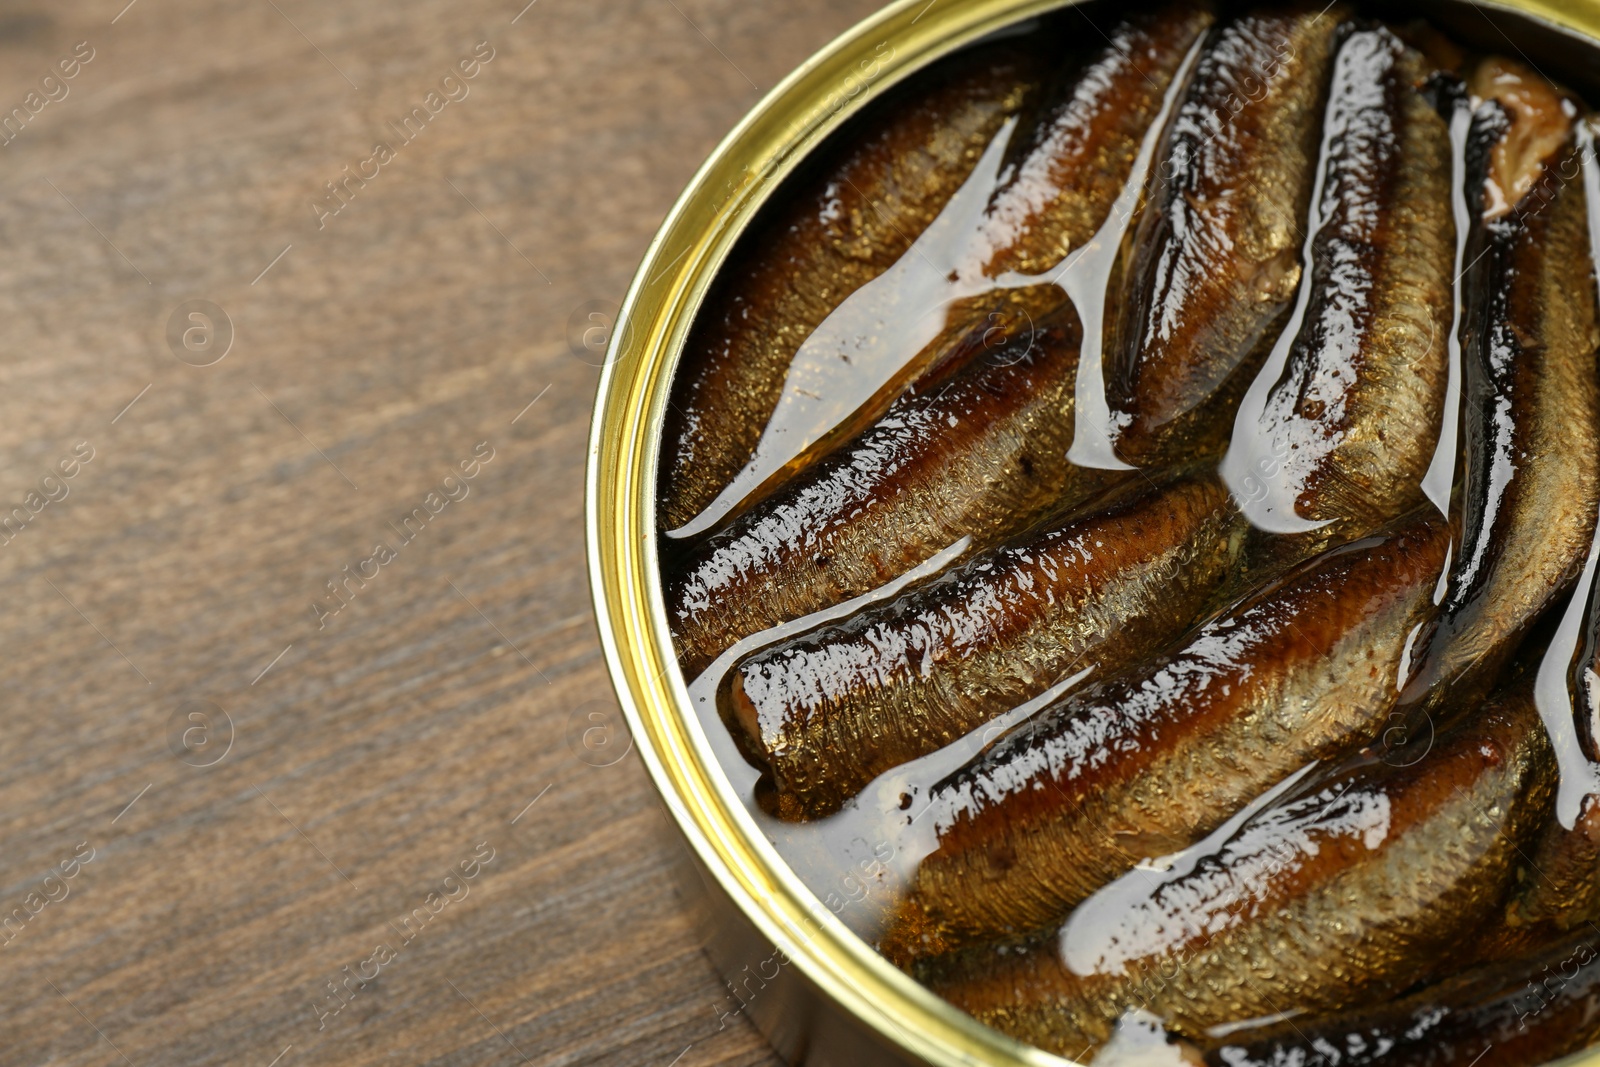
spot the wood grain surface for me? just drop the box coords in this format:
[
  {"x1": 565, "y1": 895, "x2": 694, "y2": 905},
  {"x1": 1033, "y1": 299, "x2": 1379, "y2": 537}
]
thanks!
[{"x1": 0, "y1": 1, "x2": 878, "y2": 1064}]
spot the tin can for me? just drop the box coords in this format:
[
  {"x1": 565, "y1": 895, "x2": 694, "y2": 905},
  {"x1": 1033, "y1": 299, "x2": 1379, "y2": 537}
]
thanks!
[{"x1": 587, "y1": 1, "x2": 1600, "y2": 1063}]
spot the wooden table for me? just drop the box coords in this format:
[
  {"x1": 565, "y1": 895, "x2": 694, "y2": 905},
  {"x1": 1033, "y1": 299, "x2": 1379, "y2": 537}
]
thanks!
[{"x1": 0, "y1": 1, "x2": 877, "y2": 1063}]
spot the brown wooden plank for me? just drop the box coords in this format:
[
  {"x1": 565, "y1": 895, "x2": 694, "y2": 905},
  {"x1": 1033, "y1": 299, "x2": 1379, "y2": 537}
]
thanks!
[{"x1": 0, "y1": 1, "x2": 879, "y2": 1064}]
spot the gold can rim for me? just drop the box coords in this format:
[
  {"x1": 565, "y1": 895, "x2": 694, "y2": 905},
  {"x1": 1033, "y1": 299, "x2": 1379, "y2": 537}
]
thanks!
[{"x1": 585, "y1": 1, "x2": 1600, "y2": 1064}]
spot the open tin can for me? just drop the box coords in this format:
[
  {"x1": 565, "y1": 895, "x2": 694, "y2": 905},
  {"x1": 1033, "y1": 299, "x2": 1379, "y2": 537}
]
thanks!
[{"x1": 587, "y1": 1, "x2": 1600, "y2": 1063}]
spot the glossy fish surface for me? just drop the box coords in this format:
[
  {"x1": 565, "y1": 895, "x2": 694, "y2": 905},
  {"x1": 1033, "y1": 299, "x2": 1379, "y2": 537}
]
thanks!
[
  {"x1": 1515, "y1": 796, "x2": 1600, "y2": 930},
  {"x1": 659, "y1": 5, "x2": 1214, "y2": 534},
  {"x1": 1105, "y1": 8, "x2": 1346, "y2": 466},
  {"x1": 1201, "y1": 929, "x2": 1600, "y2": 1067},
  {"x1": 880, "y1": 513, "x2": 1449, "y2": 964},
  {"x1": 727, "y1": 470, "x2": 1242, "y2": 819},
  {"x1": 1516, "y1": 583, "x2": 1600, "y2": 930},
  {"x1": 1396, "y1": 59, "x2": 1599, "y2": 712},
  {"x1": 975, "y1": 2, "x2": 1216, "y2": 278},
  {"x1": 666, "y1": 303, "x2": 1123, "y2": 678},
  {"x1": 730, "y1": 280, "x2": 1071, "y2": 519},
  {"x1": 1515, "y1": 291, "x2": 1600, "y2": 931},
  {"x1": 1224, "y1": 26, "x2": 1453, "y2": 543},
  {"x1": 934, "y1": 691, "x2": 1557, "y2": 1057},
  {"x1": 1513, "y1": 487, "x2": 1600, "y2": 932},
  {"x1": 657, "y1": 44, "x2": 1038, "y2": 533}
]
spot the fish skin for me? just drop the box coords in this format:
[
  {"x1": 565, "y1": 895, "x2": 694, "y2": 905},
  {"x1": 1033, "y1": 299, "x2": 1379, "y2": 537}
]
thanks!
[
  {"x1": 658, "y1": 4, "x2": 1214, "y2": 534},
  {"x1": 880, "y1": 513, "x2": 1450, "y2": 965},
  {"x1": 657, "y1": 43, "x2": 1039, "y2": 533},
  {"x1": 1510, "y1": 492, "x2": 1600, "y2": 932},
  {"x1": 1511, "y1": 794, "x2": 1600, "y2": 929},
  {"x1": 719, "y1": 281, "x2": 1071, "y2": 524},
  {"x1": 976, "y1": 2, "x2": 1217, "y2": 278},
  {"x1": 751, "y1": 0, "x2": 1219, "y2": 499},
  {"x1": 1514, "y1": 430, "x2": 1600, "y2": 932},
  {"x1": 933, "y1": 689, "x2": 1557, "y2": 1058},
  {"x1": 1200, "y1": 922, "x2": 1600, "y2": 1067},
  {"x1": 666, "y1": 302, "x2": 1125, "y2": 679},
  {"x1": 725, "y1": 470, "x2": 1243, "y2": 819},
  {"x1": 1244, "y1": 26, "x2": 1454, "y2": 539},
  {"x1": 1395, "y1": 60, "x2": 1599, "y2": 714},
  {"x1": 1106, "y1": 8, "x2": 1347, "y2": 466}
]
